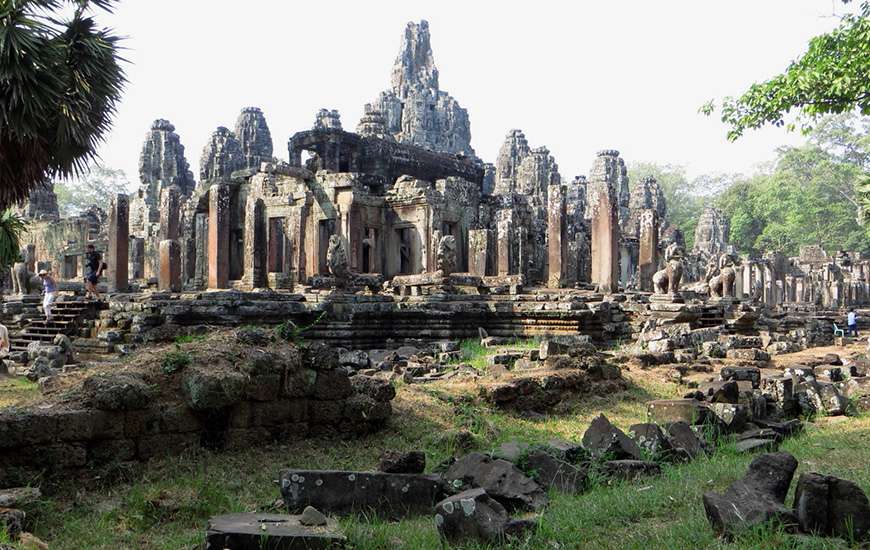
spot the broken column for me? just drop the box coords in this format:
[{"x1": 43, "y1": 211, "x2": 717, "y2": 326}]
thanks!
[
  {"x1": 159, "y1": 185, "x2": 181, "y2": 241},
  {"x1": 107, "y1": 194, "x2": 129, "y2": 292},
  {"x1": 547, "y1": 183, "x2": 566, "y2": 288},
  {"x1": 158, "y1": 240, "x2": 181, "y2": 292},
  {"x1": 208, "y1": 184, "x2": 230, "y2": 289},
  {"x1": 243, "y1": 196, "x2": 267, "y2": 289},
  {"x1": 129, "y1": 237, "x2": 145, "y2": 280},
  {"x1": 638, "y1": 209, "x2": 658, "y2": 292},
  {"x1": 588, "y1": 150, "x2": 622, "y2": 293}
]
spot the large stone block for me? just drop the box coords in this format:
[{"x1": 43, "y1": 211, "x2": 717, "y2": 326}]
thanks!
[
  {"x1": 205, "y1": 512, "x2": 346, "y2": 549},
  {"x1": 279, "y1": 470, "x2": 444, "y2": 518}
]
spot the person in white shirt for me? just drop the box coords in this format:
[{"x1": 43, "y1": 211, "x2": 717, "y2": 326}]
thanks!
[
  {"x1": 847, "y1": 309, "x2": 859, "y2": 337},
  {"x1": 0, "y1": 323, "x2": 9, "y2": 375}
]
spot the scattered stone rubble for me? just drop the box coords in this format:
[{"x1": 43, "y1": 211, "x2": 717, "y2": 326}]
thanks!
[{"x1": 703, "y1": 452, "x2": 870, "y2": 541}]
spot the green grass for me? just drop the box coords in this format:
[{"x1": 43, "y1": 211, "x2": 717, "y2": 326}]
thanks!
[
  {"x1": 0, "y1": 376, "x2": 39, "y2": 408},
  {"x1": 451, "y1": 337, "x2": 540, "y2": 372},
  {"x1": 12, "y1": 371, "x2": 870, "y2": 549}
]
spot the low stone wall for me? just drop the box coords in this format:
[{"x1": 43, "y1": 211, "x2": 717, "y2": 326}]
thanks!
[
  {"x1": 97, "y1": 290, "x2": 635, "y2": 348},
  {"x1": 0, "y1": 336, "x2": 395, "y2": 487}
]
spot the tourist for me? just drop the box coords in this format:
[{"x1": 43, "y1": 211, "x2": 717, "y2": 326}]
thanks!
[
  {"x1": 0, "y1": 322, "x2": 8, "y2": 376},
  {"x1": 38, "y1": 269, "x2": 57, "y2": 322},
  {"x1": 847, "y1": 308, "x2": 859, "y2": 337},
  {"x1": 84, "y1": 244, "x2": 103, "y2": 300}
]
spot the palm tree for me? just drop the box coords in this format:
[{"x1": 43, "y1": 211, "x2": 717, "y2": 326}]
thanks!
[
  {"x1": 0, "y1": 0, "x2": 126, "y2": 209},
  {"x1": 0, "y1": 209, "x2": 27, "y2": 269}
]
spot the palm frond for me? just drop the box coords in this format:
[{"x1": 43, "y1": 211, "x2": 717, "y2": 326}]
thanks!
[{"x1": 0, "y1": 209, "x2": 28, "y2": 269}]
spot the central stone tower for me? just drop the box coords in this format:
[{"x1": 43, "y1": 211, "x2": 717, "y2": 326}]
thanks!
[{"x1": 367, "y1": 20, "x2": 475, "y2": 158}]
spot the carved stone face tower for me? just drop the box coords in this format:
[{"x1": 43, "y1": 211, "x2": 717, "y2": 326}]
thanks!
[
  {"x1": 234, "y1": 107, "x2": 273, "y2": 170},
  {"x1": 368, "y1": 20, "x2": 475, "y2": 157}
]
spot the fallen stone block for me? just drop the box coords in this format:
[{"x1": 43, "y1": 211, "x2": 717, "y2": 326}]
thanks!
[
  {"x1": 434, "y1": 488, "x2": 509, "y2": 544},
  {"x1": 520, "y1": 449, "x2": 587, "y2": 493},
  {"x1": 711, "y1": 380, "x2": 740, "y2": 404},
  {"x1": 0, "y1": 507, "x2": 24, "y2": 540},
  {"x1": 445, "y1": 453, "x2": 547, "y2": 512},
  {"x1": 544, "y1": 439, "x2": 589, "y2": 463},
  {"x1": 794, "y1": 472, "x2": 870, "y2": 541},
  {"x1": 205, "y1": 512, "x2": 346, "y2": 549},
  {"x1": 582, "y1": 414, "x2": 642, "y2": 460},
  {"x1": 703, "y1": 452, "x2": 798, "y2": 538},
  {"x1": 706, "y1": 402, "x2": 750, "y2": 433},
  {"x1": 720, "y1": 366, "x2": 762, "y2": 388},
  {"x1": 666, "y1": 421, "x2": 708, "y2": 460},
  {"x1": 753, "y1": 418, "x2": 803, "y2": 438},
  {"x1": 629, "y1": 423, "x2": 672, "y2": 458},
  {"x1": 278, "y1": 470, "x2": 444, "y2": 518},
  {"x1": 733, "y1": 438, "x2": 779, "y2": 454}
]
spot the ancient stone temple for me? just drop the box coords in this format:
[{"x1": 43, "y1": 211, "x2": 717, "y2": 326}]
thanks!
[
  {"x1": 369, "y1": 20, "x2": 475, "y2": 157},
  {"x1": 234, "y1": 107, "x2": 274, "y2": 170}
]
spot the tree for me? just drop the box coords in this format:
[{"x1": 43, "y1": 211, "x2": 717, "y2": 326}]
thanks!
[
  {"x1": 702, "y1": 2, "x2": 870, "y2": 140},
  {"x1": 55, "y1": 164, "x2": 130, "y2": 216},
  {"x1": 0, "y1": 0, "x2": 125, "y2": 209},
  {"x1": 0, "y1": 209, "x2": 27, "y2": 269}
]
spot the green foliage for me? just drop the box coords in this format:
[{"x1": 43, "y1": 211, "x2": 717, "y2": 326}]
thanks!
[
  {"x1": 54, "y1": 164, "x2": 131, "y2": 216},
  {"x1": 702, "y1": 2, "x2": 870, "y2": 141},
  {"x1": 715, "y1": 116, "x2": 870, "y2": 255},
  {"x1": 0, "y1": 0, "x2": 126, "y2": 208},
  {"x1": 275, "y1": 311, "x2": 326, "y2": 344},
  {"x1": 161, "y1": 348, "x2": 191, "y2": 375},
  {"x1": 0, "y1": 208, "x2": 27, "y2": 269}
]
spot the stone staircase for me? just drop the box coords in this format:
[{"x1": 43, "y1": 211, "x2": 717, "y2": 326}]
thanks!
[{"x1": 2, "y1": 295, "x2": 101, "y2": 362}]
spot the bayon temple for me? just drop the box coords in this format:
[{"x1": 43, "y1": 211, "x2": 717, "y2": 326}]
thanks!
[{"x1": 3, "y1": 19, "x2": 869, "y2": 353}]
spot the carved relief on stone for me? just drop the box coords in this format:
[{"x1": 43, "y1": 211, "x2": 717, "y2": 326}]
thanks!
[
  {"x1": 327, "y1": 234, "x2": 352, "y2": 286},
  {"x1": 435, "y1": 235, "x2": 456, "y2": 276}
]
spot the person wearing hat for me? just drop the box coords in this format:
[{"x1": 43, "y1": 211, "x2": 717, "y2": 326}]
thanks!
[
  {"x1": 38, "y1": 269, "x2": 57, "y2": 322},
  {"x1": 84, "y1": 243, "x2": 104, "y2": 301}
]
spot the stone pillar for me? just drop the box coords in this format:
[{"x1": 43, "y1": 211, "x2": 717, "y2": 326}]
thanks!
[
  {"x1": 158, "y1": 239, "x2": 181, "y2": 291},
  {"x1": 468, "y1": 229, "x2": 492, "y2": 277},
  {"x1": 129, "y1": 237, "x2": 145, "y2": 280},
  {"x1": 590, "y1": 185, "x2": 619, "y2": 293},
  {"x1": 742, "y1": 262, "x2": 752, "y2": 299},
  {"x1": 107, "y1": 194, "x2": 129, "y2": 292},
  {"x1": 159, "y1": 185, "x2": 181, "y2": 241},
  {"x1": 496, "y1": 217, "x2": 512, "y2": 277},
  {"x1": 243, "y1": 196, "x2": 267, "y2": 289},
  {"x1": 193, "y1": 213, "x2": 208, "y2": 289},
  {"x1": 208, "y1": 184, "x2": 230, "y2": 289},
  {"x1": 637, "y1": 209, "x2": 658, "y2": 292},
  {"x1": 547, "y1": 184, "x2": 565, "y2": 288}
]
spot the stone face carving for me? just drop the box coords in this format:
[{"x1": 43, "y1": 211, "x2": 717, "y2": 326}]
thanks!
[
  {"x1": 138, "y1": 119, "x2": 196, "y2": 199},
  {"x1": 356, "y1": 104, "x2": 394, "y2": 141},
  {"x1": 369, "y1": 20, "x2": 474, "y2": 157},
  {"x1": 234, "y1": 107, "x2": 273, "y2": 170},
  {"x1": 314, "y1": 109, "x2": 342, "y2": 131},
  {"x1": 653, "y1": 243, "x2": 685, "y2": 297},
  {"x1": 200, "y1": 127, "x2": 244, "y2": 183},
  {"x1": 327, "y1": 235, "x2": 352, "y2": 285},
  {"x1": 494, "y1": 130, "x2": 531, "y2": 195},
  {"x1": 693, "y1": 207, "x2": 729, "y2": 256},
  {"x1": 436, "y1": 235, "x2": 456, "y2": 276}
]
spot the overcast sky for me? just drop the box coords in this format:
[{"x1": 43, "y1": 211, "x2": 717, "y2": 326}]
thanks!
[{"x1": 95, "y1": 0, "x2": 848, "y2": 189}]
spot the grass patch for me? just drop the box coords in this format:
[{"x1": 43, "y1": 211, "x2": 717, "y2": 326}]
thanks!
[
  {"x1": 450, "y1": 337, "x2": 540, "y2": 372},
  {"x1": 18, "y1": 369, "x2": 870, "y2": 549},
  {"x1": 161, "y1": 348, "x2": 192, "y2": 375},
  {"x1": 173, "y1": 334, "x2": 205, "y2": 345},
  {"x1": 0, "y1": 376, "x2": 39, "y2": 408}
]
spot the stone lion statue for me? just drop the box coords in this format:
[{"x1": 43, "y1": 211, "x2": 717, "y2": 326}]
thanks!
[
  {"x1": 435, "y1": 235, "x2": 456, "y2": 276},
  {"x1": 326, "y1": 235, "x2": 351, "y2": 285},
  {"x1": 9, "y1": 246, "x2": 39, "y2": 295},
  {"x1": 706, "y1": 253, "x2": 737, "y2": 299},
  {"x1": 652, "y1": 243, "x2": 684, "y2": 295}
]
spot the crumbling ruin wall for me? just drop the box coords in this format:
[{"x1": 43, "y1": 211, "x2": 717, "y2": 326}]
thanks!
[{"x1": 0, "y1": 333, "x2": 394, "y2": 487}]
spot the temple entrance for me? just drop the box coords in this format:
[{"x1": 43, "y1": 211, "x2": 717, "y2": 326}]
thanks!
[
  {"x1": 268, "y1": 218, "x2": 285, "y2": 272},
  {"x1": 397, "y1": 227, "x2": 412, "y2": 274}
]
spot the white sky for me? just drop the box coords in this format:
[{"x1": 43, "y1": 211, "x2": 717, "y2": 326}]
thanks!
[{"x1": 95, "y1": 0, "x2": 849, "y2": 189}]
